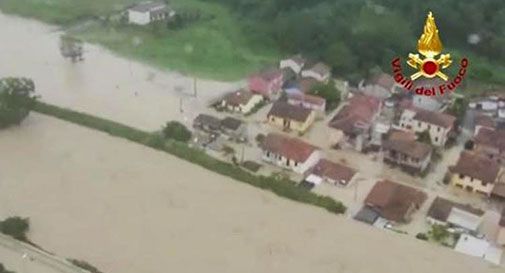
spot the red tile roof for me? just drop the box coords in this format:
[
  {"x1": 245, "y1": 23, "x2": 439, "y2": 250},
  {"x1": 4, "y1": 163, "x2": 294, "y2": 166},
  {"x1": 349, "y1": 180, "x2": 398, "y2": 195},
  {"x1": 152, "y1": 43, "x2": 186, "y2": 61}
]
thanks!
[
  {"x1": 412, "y1": 108, "x2": 456, "y2": 128},
  {"x1": 427, "y1": 197, "x2": 484, "y2": 222},
  {"x1": 261, "y1": 133, "x2": 318, "y2": 163},
  {"x1": 383, "y1": 139, "x2": 432, "y2": 159},
  {"x1": 449, "y1": 151, "x2": 500, "y2": 184},
  {"x1": 287, "y1": 93, "x2": 326, "y2": 107},
  {"x1": 268, "y1": 101, "x2": 313, "y2": 122},
  {"x1": 329, "y1": 94, "x2": 381, "y2": 134},
  {"x1": 311, "y1": 159, "x2": 356, "y2": 185},
  {"x1": 365, "y1": 180, "x2": 427, "y2": 222},
  {"x1": 222, "y1": 89, "x2": 255, "y2": 106},
  {"x1": 474, "y1": 128, "x2": 505, "y2": 151},
  {"x1": 474, "y1": 114, "x2": 495, "y2": 128}
]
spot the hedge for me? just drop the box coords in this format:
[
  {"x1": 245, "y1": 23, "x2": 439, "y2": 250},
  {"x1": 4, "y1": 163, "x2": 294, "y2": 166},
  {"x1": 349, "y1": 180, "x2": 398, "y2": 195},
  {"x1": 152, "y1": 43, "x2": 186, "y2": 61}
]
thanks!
[{"x1": 33, "y1": 101, "x2": 346, "y2": 214}]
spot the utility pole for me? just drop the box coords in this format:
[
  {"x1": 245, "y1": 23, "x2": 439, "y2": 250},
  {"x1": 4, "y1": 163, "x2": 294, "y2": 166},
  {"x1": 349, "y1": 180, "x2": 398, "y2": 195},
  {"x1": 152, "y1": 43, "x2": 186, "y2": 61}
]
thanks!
[
  {"x1": 193, "y1": 77, "x2": 197, "y2": 97},
  {"x1": 179, "y1": 97, "x2": 183, "y2": 113},
  {"x1": 241, "y1": 144, "x2": 245, "y2": 163}
]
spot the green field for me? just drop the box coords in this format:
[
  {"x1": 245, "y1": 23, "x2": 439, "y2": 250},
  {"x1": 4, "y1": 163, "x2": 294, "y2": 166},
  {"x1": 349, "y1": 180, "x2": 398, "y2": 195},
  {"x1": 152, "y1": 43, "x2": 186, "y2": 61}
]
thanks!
[{"x1": 0, "y1": 0, "x2": 279, "y2": 80}]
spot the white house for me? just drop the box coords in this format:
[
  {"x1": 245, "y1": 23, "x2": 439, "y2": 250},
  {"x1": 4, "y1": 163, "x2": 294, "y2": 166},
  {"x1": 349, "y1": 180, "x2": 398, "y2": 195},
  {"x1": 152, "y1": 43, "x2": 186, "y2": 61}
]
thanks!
[
  {"x1": 398, "y1": 108, "x2": 456, "y2": 147},
  {"x1": 301, "y1": 62, "x2": 331, "y2": 82},
  {"x1": 455, "y1": 234, "x2": 503, "y2": 265},
  {"x1": 220, "y1": 89, "x2": 263, "y2": 114},
  {"x1": 279, "y1": 55, "x2": 306, "y2": 74},
  {"x1": 261, "y1": 133, "x2": 321, "y2": 174},
  {"x1": 127, "y1": 2, "x2": 175, "y2": 25}
]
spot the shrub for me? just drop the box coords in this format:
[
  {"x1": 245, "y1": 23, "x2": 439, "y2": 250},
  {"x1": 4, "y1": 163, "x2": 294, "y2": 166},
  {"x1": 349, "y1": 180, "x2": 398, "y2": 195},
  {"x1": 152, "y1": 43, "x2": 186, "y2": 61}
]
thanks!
[
  {"x1": 429, "y1": 224, "x2": 450, "y2": 242},
  {"x1": 255, "y1": 133, "x2": 265, "y2": 145},
  {"x1": 68, "y1": 259, "x2": 103, "y2": 273},
  {"x1": 416, "y1": 232, "x2": 428, "y2": 241},
  {"x1": 162, "y1": 121, "x2": 192, "y2": 142},
  {"x1": 0, "y1": 217, "x2": 30, "y2": 241}
]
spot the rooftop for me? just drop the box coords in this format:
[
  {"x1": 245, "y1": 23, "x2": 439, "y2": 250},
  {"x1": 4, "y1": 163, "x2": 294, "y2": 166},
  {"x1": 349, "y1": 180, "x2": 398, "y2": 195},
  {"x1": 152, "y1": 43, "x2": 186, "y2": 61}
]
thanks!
[
  {"x1": 412, "y1": 108, "x2": 456, "y2": 128},
  {"x1": 268, "y1": 101, "x2": 313, "y2": 122},
  {"x1": 427, "y1": 197, "x2": 484, "y2": 223},
  {"x1": 261, "y1": 133, "x2": 318, "y2": 163},
  {"x1": 221, "y1": 117, "x2": 243, "y2": 131},
  {"x1": 365, "y1": 73, "x2": 395, "y2": 90},
  {"x1": 364, "y1": 180, "x2": 427, "y2": 222},
  {"x1": 474, "y1": 128, "x2": 505, "y2": 151},
  {"x1": 305, "y1": 62, "x2": 330, "y2": 77},
  {"x1": 129, "y1": 1, "x2": 167, "y2": 13},
  {"x1": 329, "y1": 94, "x2": 381, "y2": 134},
  {"x1": 222, "y1": 89, "x2": 255, "y2": 106},
  {"x1": 287, "y1": 93, "x2": 326, "y2": 107},
  {"x1": 310, "y1": 159, "x2": 357, "y2": 185},
  {"x1": 449, "y1": 152, "x2": 500, "y2": 184},
  {"x1": 383, "y1": 138, "x2": 432, "y2": 159}
]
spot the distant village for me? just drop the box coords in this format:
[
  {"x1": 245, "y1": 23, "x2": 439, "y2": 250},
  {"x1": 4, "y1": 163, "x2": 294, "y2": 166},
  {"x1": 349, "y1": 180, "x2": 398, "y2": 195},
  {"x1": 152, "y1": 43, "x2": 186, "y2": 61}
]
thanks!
[{"x1": 92, "y1": 1, "x2": 505, "y2": 266}]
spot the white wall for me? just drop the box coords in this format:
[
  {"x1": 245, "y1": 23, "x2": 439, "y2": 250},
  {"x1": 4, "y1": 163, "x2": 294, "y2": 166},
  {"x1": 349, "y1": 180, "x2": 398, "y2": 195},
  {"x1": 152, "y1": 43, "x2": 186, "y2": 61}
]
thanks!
[
  {"x1": 301, "y1": 70, "x2": 328, "y2": 82},
  {"x1": 280, "y1": 59, "x2": 303, "y2": 74},
  {"x1": 128, "y1": 10, "x2": 150, "y2": 25}
]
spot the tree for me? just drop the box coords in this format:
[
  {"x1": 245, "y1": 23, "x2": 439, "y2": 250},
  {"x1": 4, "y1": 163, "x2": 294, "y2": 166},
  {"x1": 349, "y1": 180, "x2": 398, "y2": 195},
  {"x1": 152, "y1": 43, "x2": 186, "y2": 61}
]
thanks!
[
  {"x1": 324, "y1": 41, "x2": 357, "y2": 75},
  {"x1": 417, "y1": 130, "x2": 431, "y2": 145},
  {"x1": 447, "y1": 98, "x2": 467, "y2": 123},
  {"x1": 309, "y1": 81, "x2": 341, "y2": 111},
  {"x1": 162, "y1": 121, "x2": 192, "y2": 142},
  {"x1": 429, "y1": 224, "x2": 450, "y2": 242},
  {"x1": 0, "y1": 78, "x2": 37, "y2": 129},
  {"x1": 0, "y1": 217, "x2": 30, "y2": 241},
  {"x1": 59, "y1": 35, "x2": 84, "y2": 62}
]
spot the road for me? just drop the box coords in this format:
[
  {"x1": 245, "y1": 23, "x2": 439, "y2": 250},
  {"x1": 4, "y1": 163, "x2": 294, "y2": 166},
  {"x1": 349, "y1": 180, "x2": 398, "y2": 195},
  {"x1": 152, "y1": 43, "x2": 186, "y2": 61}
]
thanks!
[{"x1": 0, "y1": 234, "x2": 88, "y2": 273}]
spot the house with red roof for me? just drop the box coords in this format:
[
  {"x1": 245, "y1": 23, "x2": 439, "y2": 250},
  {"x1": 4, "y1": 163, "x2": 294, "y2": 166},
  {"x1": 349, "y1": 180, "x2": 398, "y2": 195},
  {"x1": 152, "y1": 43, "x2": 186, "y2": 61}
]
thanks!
[
  {"x1": 473, "y1": 128, "x2": 505, "y2": 166},
  {"x1": 261, "y1": 133, "x2": 321, "y2": 174},
  {"x1": 328, "y1": 94, "x2": 382, "y2": 151},
  {"x1": 248, "y1": 68, "x2": 284, "y2": 99},
  {"x1": 359, "y1": 73, "x2": 398, "y2": 99},
  {"x1": 449, "y1": 151, "x2": 500, "y2": 196},
  {"x1": 287, "y1": 93, "x2": 326, "y2": 116},
  {"x1": 398, "y1": 107, "x2": 456, "y2": 147},
  {"x1": 306, "y1": 159, "x2": 357, "y2": 186},
  {"x1": 219, "y1": 89, "x2": 263, "y2": 114},
  {"x1": 301, "y1": 62, "x2": 331, "y2": 83}
]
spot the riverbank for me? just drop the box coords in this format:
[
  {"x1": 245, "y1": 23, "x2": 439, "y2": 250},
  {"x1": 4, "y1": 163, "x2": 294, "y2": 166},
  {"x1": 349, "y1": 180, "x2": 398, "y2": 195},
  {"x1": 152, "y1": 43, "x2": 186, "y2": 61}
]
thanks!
[
  {"x1": 0, "y1": 0, "x2": 279, "y2": 81},
  {"x1": 0, "y1": 113, "x2": 501, "y2": 273}
]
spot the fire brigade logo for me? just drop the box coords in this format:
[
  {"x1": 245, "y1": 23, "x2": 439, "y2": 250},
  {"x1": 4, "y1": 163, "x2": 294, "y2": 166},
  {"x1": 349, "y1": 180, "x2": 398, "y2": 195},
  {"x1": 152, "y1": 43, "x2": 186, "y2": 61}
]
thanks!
[
  {"x1": 391, "y1": 11, "x2": 469, "y2": 97},
  {"x1": 407, "y1": 12, "x2": 452, "y2": 81}
]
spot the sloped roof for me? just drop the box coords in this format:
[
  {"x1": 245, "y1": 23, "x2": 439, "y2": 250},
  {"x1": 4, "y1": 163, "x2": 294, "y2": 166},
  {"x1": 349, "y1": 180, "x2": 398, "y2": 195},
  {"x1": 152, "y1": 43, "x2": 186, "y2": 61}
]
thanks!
[
  {"x1": 193, "y1": 114, "x2": 221, "y2": 129},
  {"x1": 365, "y1": 73, "x2": 395, "y2": 90},
  {"x1": 412, "y1": 108, "x2": 456, "y2": 128},
  {"x1": 329, "y1": 94, "x2": 381, "y2": 134},
  {"x1": 474, "y1": 128, "x2": 505, "y2": 151},
  {"x1": 306, "y1": 62, "x2": 331, "y2": 77},
  {"x1": 310, "y1": 159, "x2": 356, "y2": 185},
  {"x1": 287, "y1": 93, "x2": 326, "y2": 107},
  {"x1": 383, "y1": 139, "x2": 432, "y2": 159},
  {"x1": 427, "y1": 197, "x2": 484, "y2": 223},
  {"x1": 364, "y1": 180, "x2": 427, "y2": 222},
  {"x1": 129, "y1": 2, "x2": 167, "y2": 12},
  {"x1": 221, "y1": 117, "x2": 242, "y2": 131},
  {"x1": 261, "y1": 133, "x2": 318, "y2": 163},
  {"x1": 268, "y1": 101, "x2": 312, "y2": 122},
  {"x1": 449, "y1": 152, "x2": 500, "y2": 184},
  {"x1": 222, "y1": 89, "x2": 255, "y2": 106}
]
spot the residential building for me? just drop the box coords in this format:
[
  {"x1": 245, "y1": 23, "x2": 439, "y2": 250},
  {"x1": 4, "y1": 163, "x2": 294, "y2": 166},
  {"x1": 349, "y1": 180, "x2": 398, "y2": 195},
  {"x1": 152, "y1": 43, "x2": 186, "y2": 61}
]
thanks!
[
  {"x1": 454, "y1": 234, "x2": 503, "y2": 265},
  {"x1": 220, "y1": 89, "x2": 263, "y2": 114},
  {"x1": 497, "y1": 213, "x2": 505, "y2": 246},
  {"x1": 473, "y1": 128, "x2": 505, "y2": 165},
  {"x1": 328, "y1": 94, "x2": 382, "y2": 151},
  {"x1": 127, "y1": 2, "x2": 175, "y2": 25},
  {"x1": 411, "y1": 78, "x2": 452, "y2": 112},
  {"x1": 267, "y1": 101, "x2": 315, "y2": 134},
  {"x1": 261, "y1": 133, "x2": 321, "y2": 174},
  {"x1": 449, "y1": 152, "x2": 500, "y2": 195},
  {"x1": 359, "y1": 73, "x2": 397, "y2": 99},
  {"x1": 474, "y1": 114, "x2": 495, "y2": 136},
  {"x1": 287, "y1": 93, "x2": 326, "y2": 116},
  {"x1": 248, "y1": 68, "x2": 284, "y2": 99},
  {"x1": 426, "y1": 197, "x2": 484, "y2": 232},
  {"x1": 220, "y1": 117, "x2": 247, "y2": 142},
  {"x1": 193, "y1": 114, "x2": 221, "y2": 133},
  {"x1": 363, "y1": 180, "x2": 427, "y2": 223},
  {"x1": 301, "y1": 62, "x2": 331, "y2": 82},
  {"x1": 306, "y1": 159, "x2": 357, "y2": 186},
  {"x1": 283, "y1": 78, "x2": 319, "y2": 96},
  {"x1": 382, "y1": 138, "x2": 432, "y2": 174},
  {"x1": 398, "y1": 107, "x2": 456, "y2": 147},
  {"x1": 279, "y1": 54, "x2": 306, "y2": 74}
]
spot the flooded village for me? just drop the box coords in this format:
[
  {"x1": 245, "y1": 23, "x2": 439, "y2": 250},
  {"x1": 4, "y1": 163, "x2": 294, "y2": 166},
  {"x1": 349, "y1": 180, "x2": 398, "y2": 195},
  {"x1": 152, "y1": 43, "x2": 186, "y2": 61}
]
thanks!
[{"x1": 0, "y1": 2, "x2": 505, "y2": 273}]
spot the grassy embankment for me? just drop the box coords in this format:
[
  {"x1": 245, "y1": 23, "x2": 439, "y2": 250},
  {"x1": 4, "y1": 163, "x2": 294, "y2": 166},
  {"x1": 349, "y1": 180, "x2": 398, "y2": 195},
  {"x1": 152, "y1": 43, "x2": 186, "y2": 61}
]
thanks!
[
  {"x1": 32, "y1": 101, "x2": 347, "y2": 215},
  {"x1": 0, "y1": 0, "x2": 279, "y2": 81}
]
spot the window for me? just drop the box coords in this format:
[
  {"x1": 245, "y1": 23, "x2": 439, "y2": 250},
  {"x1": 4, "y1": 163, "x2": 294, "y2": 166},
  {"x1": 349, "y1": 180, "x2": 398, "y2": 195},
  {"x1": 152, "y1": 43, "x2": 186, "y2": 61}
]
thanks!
[
  {"x1": 459, "y1": 174, "x2": 464, "y2": 179},
  {"x1": 435, "y1": 137, "x2": 439, "y2": 142},
  {"x1": 428, "y1": 125, "x2": 431, "y2": 130},
  {"x1": 482, "y1": 181, "x2": 488, "y2": 186},
  {"x1": 294, "y1": 162, "x2": 298, "y2": 166},
  {"x1": 418, "y1": 121, "x2": 422, "y2": 127},
  {"x1": 266, "y1": 151, "x2": 270, "y2": 157},
  {"x1": 437, "y1": 127, "x2": 441, "y2": 132},
  {"x1": 470, "y1": 177, "x2": 474, "y2": 182}
]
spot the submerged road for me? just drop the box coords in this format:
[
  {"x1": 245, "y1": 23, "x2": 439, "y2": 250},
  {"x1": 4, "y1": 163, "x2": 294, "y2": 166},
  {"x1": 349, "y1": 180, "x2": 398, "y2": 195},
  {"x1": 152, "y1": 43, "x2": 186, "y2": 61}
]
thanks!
[{"x1": 0, "y1": 234, "x2": 87, "y2": 273}]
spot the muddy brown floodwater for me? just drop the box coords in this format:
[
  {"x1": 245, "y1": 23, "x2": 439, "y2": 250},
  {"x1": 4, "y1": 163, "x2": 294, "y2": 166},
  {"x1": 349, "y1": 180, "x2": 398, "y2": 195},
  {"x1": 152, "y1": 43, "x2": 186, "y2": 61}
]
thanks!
[
  {"x1": 0, "y1": 11, "x2": 502, "y2": 273},
  {"x1": 0, "y1": 12, "x2": 236, "y2": 131}
]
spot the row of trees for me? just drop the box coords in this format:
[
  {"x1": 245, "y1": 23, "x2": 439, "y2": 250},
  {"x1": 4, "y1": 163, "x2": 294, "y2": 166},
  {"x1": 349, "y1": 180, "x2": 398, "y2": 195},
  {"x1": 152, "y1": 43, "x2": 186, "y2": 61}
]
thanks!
[{"x1": 207, "y1": 0, "x2": 505, "y2": 83}]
